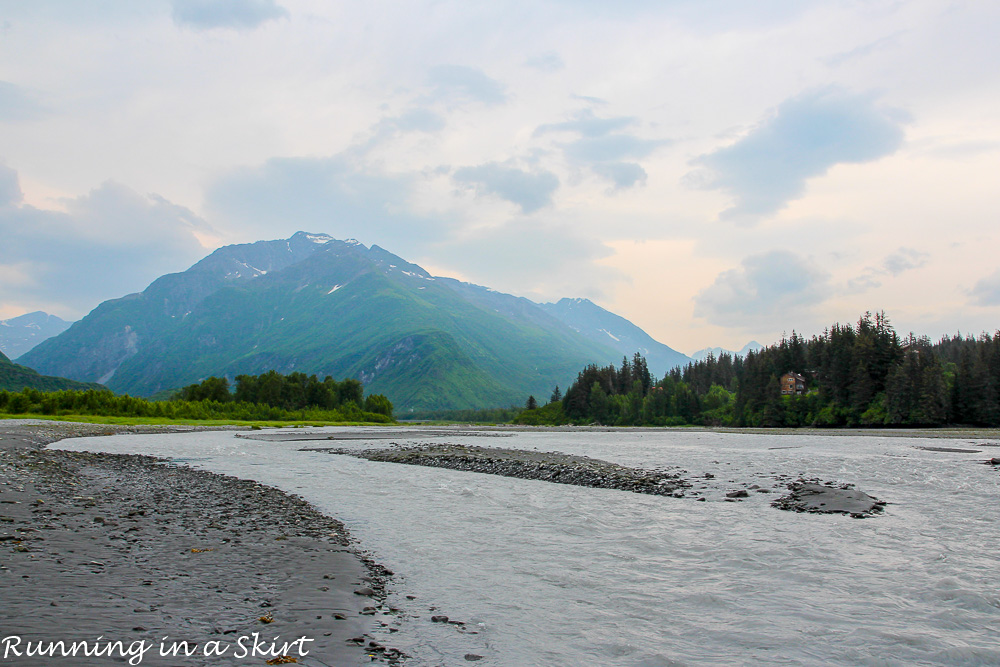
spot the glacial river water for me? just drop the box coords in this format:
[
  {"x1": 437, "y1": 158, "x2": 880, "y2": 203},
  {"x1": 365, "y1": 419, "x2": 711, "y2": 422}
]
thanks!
[{"x1": 58, "y1": 427, "x2": 1000, "y2": 666}]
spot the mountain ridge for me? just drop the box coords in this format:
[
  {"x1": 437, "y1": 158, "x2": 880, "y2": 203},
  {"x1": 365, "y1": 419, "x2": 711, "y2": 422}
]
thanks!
[
  {"x1": 0, "y1": 311, "x2": 72, "y2": 360},
  {"x1": 539, "y1": 298, "x2": 691, "y2": 377},
  {"x1": 21, "y1": 233, "x2": 689, "y2": 410},
  {"x1": 689, "y1": 341, "x2": 763, "y2": 362}
]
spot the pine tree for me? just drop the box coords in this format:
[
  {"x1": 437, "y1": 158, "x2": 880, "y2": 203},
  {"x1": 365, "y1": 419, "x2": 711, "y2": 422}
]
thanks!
[{"x1": 589, "y1": 382, "x2": 610, "y2": 424}]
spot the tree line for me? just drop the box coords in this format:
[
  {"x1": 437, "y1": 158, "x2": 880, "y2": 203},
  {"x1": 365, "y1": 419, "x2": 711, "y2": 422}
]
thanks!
[
  {"x1": 177, "y1": 370, "x2": 393, "y2": 417},
  {"x1": 518, "y1": 312, "x2": 1000, "y2": 428},
  {"x1": 0, "y1": 370, "x2": 394, "y2": 423}
]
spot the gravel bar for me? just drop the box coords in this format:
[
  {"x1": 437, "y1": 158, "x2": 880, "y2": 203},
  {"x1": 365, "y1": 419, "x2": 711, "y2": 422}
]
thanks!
[{"x1": 310, "y1": 443, "x2": 692, "y2": 497}]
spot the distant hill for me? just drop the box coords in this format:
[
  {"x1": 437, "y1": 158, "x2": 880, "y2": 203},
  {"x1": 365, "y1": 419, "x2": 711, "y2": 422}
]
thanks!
[
  {"x1": 0, "y1": 349, "x2": 105, "y2": 393},
  {"x1": 689, "y1": 341, "x2": 763, "y2": 362},
  {"x1": 21, "y1": 233, "x2": 690, "y2": 411},
  {"x1": 0, "y1": 311, "x2": 72, "y2": 360},
  {"x1": 539, "y1": 298, "x2": 691, "y2": 377}
]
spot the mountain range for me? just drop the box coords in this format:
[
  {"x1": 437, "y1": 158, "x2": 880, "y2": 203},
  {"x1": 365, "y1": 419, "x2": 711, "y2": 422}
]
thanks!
[
  {"x1": 689, "y1": 341, "x2": 763, "y2": 362},
  {"x1": 0, "y1": 311, "x2": 72, "y2": 360},
  {"x1": 20, "y1": 233, "x2": 691, "y2": 411}
]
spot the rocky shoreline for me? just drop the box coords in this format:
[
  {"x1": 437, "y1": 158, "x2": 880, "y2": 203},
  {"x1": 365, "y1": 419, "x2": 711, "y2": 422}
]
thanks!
[{"x1": 0, "y1": 420, "x2": 401, "y2": 666}]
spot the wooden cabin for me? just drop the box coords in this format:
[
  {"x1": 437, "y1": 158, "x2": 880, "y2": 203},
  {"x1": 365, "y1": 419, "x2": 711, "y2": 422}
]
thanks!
[{"x1": 780, "y1": 372, "x2": 807, "y2": 396}]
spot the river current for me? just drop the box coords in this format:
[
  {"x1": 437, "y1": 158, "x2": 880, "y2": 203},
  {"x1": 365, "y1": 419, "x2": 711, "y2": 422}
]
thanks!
[{"x1": 58, "y1": 427, "x2": 1000, "y2": 666}]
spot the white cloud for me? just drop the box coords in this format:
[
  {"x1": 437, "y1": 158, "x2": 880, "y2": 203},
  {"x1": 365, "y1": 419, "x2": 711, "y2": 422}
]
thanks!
[
  {"x1": 452, "y1": 163, "x2": 559, "y2": 214},
  {"x1": 431, "y1": 220, "x2": 620, "y2": 302},
  {"x1": 694, "y1": 250, "x2": 831, "y2": 328},
  {"x1": 0, "y1": 81, "x2": 46, "y2": 122},
  {"x1": 0, "y1": 166, "x2": 212, "y2": 318},
  {"x1": 883, "y1": 248, "x2": 928, "y2": 276},
  {"x1": 534, "y1": 109, "x2": 668, "y2": 189},
  {"x1": 535, "y1": 109, "x2": 637, "y2": 138},
  {"x1": 425, "y1": 65, "x2": 507, "y2": 107},
  {"x1": 170, "y1": 0, "x2": 288, "y2": 30},
  {"x1": 0, "y1": 163, "x2": 23, "y2": 206},
  {"x1": 845, "y1": 248, "x2": 930, "y2": 294},
  {"x1": 690, "y1": 87, "x2": 907, "y2": 222},
  {"x1": 204, "y1": 154, "x2": 453, "y2": 247},
  {"x1": 971, "y1": 269, "x2": 1000, "y2": 307},
  {"x1": 524, "y1": 52, "x2": 565, "y2": 72},
  {"x1": 591, "y1": 162, "x2": 647, "y2": 190}
]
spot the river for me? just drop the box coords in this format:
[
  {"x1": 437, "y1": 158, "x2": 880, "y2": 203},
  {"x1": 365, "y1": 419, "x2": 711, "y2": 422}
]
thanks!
[{"x1": 57, "y1": 427, "x2": 1000, "y2": 666}]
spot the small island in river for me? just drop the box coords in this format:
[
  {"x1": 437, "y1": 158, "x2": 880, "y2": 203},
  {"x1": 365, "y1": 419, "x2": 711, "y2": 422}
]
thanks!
[{"x1": 304, "y1": 441, "x2": 888, "y2": 517}]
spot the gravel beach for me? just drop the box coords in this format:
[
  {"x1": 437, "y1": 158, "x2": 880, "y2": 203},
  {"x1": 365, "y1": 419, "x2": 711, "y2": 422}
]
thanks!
[{"x1": 0, "y1": 420, "x2": 396, "y2": 666}]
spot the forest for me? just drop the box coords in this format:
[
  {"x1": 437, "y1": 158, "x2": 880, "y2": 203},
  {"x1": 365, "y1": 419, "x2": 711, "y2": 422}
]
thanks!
[
  {"x1": 0, "y1": 370, "x2": 394, "y2": 423},
  {"x1": 520, "y1": 312, "x2": 1000, "y2": 428}
]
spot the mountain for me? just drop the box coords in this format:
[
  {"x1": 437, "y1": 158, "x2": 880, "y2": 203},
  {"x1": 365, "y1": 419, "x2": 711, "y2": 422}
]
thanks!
[
  {"x1": 539, "y1": 298, "x2": 691, "y2": 376},
  {"x1": 690, "y1": 341, "x2": 763, "y2": 362},
  {"x1": 21, "y1": 233, "x2": 688, "y2": 411},
  {"x1": 0, "y1": 349, "x2": 105, "y2": 393},
  {"x1": 18, "y1": 233, "x2": 339, "y2": 387},
  {"x1": 0, "y1": 311, "x2": 72, "y2": 359}
]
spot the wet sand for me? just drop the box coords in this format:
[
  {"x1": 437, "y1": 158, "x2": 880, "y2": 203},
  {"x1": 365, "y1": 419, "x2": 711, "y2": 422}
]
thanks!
[{"x1": 0, "y1": 421, "x2": 398, "y2": 666}]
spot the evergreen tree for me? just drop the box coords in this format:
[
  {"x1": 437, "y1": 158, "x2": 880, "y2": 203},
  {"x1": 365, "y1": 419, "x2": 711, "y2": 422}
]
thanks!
[
  {"x1": 178, "y1": 376, "x2": 231, "y2": 402},
  {"x1": 589, "y1": 381, "x2": 610, "y2": 424}
]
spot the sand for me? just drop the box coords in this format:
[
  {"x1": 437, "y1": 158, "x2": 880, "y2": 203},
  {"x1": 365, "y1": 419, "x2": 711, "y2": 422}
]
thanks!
[{"x1": 0, "y1": 421, "x2": 399, "y2": 666}]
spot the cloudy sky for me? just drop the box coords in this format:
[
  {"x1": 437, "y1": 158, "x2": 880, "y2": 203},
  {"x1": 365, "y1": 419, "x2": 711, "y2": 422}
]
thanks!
[{"x1": 2, "y1": 0, "x2": 999, "y2": 353}]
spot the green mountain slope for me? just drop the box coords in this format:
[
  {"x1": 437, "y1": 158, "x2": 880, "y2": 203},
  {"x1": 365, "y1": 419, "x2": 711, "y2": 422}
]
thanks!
[
  {"x1": 20, "y1": 233, "x2": 336, "y2": 385},
  {"x1": 0, "y1": 349, "x2": 105, "y2": 393},
  {"x1": 20, "y1": 233, "x2": 669, "y2": 411}
]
